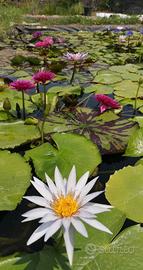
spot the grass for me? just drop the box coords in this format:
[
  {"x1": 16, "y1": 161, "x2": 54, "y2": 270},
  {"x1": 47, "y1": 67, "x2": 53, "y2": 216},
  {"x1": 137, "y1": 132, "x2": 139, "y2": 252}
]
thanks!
[{"x1": 25, "y1": 14, "x2": 142, "y2": 27}]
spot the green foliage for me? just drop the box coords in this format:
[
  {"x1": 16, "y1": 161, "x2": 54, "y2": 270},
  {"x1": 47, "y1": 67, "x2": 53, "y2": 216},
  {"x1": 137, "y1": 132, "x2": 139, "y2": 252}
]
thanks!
[
  {"x1": 25, "y1": 133, "x2": 101, "y2": 179},
  {"x1": 0, "y1": 151, "x2": 31, "y2": 210},
  {"x1": 106, "y1": 165, "x2": 143, "y2": 222}
]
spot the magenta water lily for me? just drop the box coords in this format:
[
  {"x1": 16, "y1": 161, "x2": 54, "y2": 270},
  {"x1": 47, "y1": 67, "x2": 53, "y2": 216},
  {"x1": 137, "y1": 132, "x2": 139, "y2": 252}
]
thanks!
[
  {"x1": 35, "y1": 36, "x2": 54, "y2": 48},
  {"x1": 33, "y1": 70, "x2": 55, "y2": 84},
  {"x1": 95, "y1": 94, "x2": 121, "y2": 113},
  {"x1": 10, "y1": 80, "x2": 35, "y2": 120}
]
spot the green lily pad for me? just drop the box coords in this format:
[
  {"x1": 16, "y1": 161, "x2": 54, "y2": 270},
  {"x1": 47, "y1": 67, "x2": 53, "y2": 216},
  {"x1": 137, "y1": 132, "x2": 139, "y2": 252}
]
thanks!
[
  {"x1": 125, "y1": 127, "x2": 143, "y2": 157},
  {"x1": 0, "y1": 246, "x2": 69, "y2": 270},
  {"x1": 25, "y1": 133, "x2": 101, "y2": 179},
  {"x1": 121, "y1": 72, "x2": 140, "y2": 81},
  {"x1": 84, "y1": 84, "x2": 113, "y2": 94},
  {"x1": 73, "y1": 225, "x2": 143, "y2": 270},
  {"x1": 0, "y1": 89, "x2": 37, "y2": 114},
  {"x1": 48, "y1": 85, "x2": 81, "y2": 96},
  {"x1": 11, "y1": 70, "x2": 31, "y2": 79},
  {"x1": 93, "y1": 73, "x2": 122, "y2": 85},
  {"x1": 0, "y1": 151, "x2": 31, "y2": 210},
  {"x1": 0, "y1": 121, "x2": 40, "y2": 149},
  {"x1": 109, "y1": 65, "x2": 129, "y2": 74},
  {"x1": 0, "y1": 111, "x2": 13, "y2": 121},
  {"x1": 106, "y1": 165, "x2": 143, "y2": 222},
  {"x1": 114, "y1": 80, "x2": 143, "y2": 98}
]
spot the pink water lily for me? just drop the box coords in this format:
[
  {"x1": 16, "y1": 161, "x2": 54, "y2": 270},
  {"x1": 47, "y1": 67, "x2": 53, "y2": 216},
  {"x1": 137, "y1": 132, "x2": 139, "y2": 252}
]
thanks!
[
  {"x1": 10, "y1": 80, "x2": 35, "y2": 120},
  {"x1": 35, "y1": 36, "x2": 54, "y2": 48},
  {"x1": 10, "y1": 80, "x2": 35, "y2": 92},
  {"x1": 95, "y1": 94, "x2": 121, "y2": 113},
  {"x1": 33, "y1": 70, "x2": 55, "y2": 84}
]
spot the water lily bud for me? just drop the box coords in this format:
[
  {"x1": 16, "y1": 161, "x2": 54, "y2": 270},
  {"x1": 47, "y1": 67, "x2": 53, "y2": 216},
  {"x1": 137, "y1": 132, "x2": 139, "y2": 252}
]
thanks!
[
  {"x1": 3, "y1": 98, "x2": 11, "y2": 111},
  {"x1": 139, "y1": 77, "x2": 143, "y2": 85},
  {"x1": 24, "y1": 117, "x2": 38, "y2": 125}
]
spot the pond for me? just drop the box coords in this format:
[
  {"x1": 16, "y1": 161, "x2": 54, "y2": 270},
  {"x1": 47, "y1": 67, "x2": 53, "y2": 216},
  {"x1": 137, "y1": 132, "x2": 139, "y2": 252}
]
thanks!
[{"x1": 0, "y1": 26, "x2": 143, "y2": 269}]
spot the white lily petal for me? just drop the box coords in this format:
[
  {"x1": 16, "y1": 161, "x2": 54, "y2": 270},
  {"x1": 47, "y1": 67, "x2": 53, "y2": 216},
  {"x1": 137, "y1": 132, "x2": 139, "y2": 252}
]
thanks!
[
  {"x1": 74, "y1": 171, "x2": 89, "y2": 198},
  {"x1": 79, "y1": 191, "x2": 104, "y2": 206},
  {"x1": 31, "y1": 179, "x2": 53, "y2": 201},
  {"x1": 54, "y1": 167, "x2": 65, "y2": 195},
  {"x1": 81, "y1": 217, "x2": 112, "y2": 234},
  {"x1": 76, "y1": 209, "x2": 95, "y2": 219},
  {"x1": 39, "y1": 213, "x2": 58, "y2": 223},
  {"x1": 23, "y1": 196, "x2": 49, "y2": 207},
  {"x1": 71, "y1": 217, "x2": 88, "y2": 238},
  {"x1": 22, "y1": 208, "x2": 49, "y2": 219},
  {"x1": 67, "y1": 166, "x2": 76, "y2": 194},
  {"x1": 63, "y1": 178, "x2": 67, "y2": 193},
  {"x1": 45, "y1": 173, "x2": 58, "y2": 197},
  {"x1": 62, "y1": 217, "x2": 71, "y2": 230},
  {"x1": 27, "y1": 222, "x2": 51, "y2": 245},
  {"x1": 44, "y1": 219, "x2": 62, "y2": 242},
  {"x1": 83, "y1": 204, "x2": 111, "y2": 214},
  {"x1": 93, "y1": 203, "x2": 113, "y2": 209},
  {"x1": 63, "y1": 226, "x2": 74, "y2": 266},
  {"x1": 79, "y1": 177, "x2": 98, "y2": 198}
]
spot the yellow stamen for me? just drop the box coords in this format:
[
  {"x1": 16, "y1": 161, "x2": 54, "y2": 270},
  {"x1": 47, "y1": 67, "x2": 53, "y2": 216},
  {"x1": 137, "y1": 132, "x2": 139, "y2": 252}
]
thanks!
[{"x1": 52, "y1": 194, "x2": 79, "y2": 217}]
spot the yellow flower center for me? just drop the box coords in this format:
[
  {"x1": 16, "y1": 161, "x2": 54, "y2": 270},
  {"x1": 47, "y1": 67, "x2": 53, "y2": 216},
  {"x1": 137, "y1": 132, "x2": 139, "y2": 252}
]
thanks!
[{"x1": 52, "y1": 194, "x2": 79, "y2": 217}]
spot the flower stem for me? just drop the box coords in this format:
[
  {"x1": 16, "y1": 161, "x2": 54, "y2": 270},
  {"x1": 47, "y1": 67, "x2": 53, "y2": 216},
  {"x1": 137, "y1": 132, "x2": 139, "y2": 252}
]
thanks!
[
  {"x1": 22, "y1": 90, "x2": 26, "y2": 120},
  {"x1": 41, "y1": 115, "x2": 46, "y2": 144},
  {"x1": 43, "y1": 84, "x2": 47, "y2": 111},
  {"x1": 70, "y1": 63, "x2": 76, "y2": 84},
  {"x1": 134, "y1": 81, "x2": 141, "y2": 116}
]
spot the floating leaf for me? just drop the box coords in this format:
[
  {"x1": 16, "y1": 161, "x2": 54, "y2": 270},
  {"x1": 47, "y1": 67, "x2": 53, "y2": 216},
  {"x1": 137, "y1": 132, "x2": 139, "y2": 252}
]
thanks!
[
  {"x1": 106, "y1": 165, "x2": 143, "y2": 222},
  {"x1": 11, "y1": 70, "x2": 31, "y2": 79},
  {"x1": 73, "y1": 225, "x2": 143, "y2": 270},
  {"x1": 93, "y1": 73, "x2": 122, "y2": 84},
  {"x1": 0, "y1": 121, "x2": 40, "y2": 149},
  {"x1": 0, "y1": 151, "x2": 31, "y2": 210},
  {"x1": 46, "y1": 108, "x2": 137, "y2": 155},
  {"x1": 84, "y1": 84, "x2": 113, "y2": 94},
  {"x1": 25, "y1": 133, "x2": 101, "y2": 179},
  {"x1": 114, "y1": 80, "x2": 143, "y2": 98},
  {"x1": 48, "y1": 85, "x2": 81, "y2": 96},
  {"x1": 125, "y1": 127, "x2": 143, "y2": 157},
  {"x1": 0, "y1": 246, "x2": 70, "y2": 270}
]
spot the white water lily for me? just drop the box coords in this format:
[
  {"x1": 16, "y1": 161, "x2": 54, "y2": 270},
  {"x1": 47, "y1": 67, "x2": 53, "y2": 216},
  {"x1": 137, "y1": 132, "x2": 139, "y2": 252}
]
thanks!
[
  {"x1": 22, "y1": 166, "x2": 112, "y2": 265},
  {"x1": 63, "y1": 52, "x2": 88, "y2": 62}
]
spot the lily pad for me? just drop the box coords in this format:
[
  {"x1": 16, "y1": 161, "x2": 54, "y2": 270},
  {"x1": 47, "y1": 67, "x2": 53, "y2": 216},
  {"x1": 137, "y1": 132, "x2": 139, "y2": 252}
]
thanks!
[
  {"x1": 11, "y1": 70, "x2": 31, "y2": 79},
  {"x1": 125, "y1": 127, "x2": 143, "y2": 157},
  {"x1": 48, "y1": 108, "x2": 137, "y2": 155},
  {"x1": 106, "y1": 165, "x2": 143, "y2": 222},
  {"x1": 0, "y1": 246, "x2": 69, "y2": 270},
  {"x1": 0, "y1": 121, "x2": 40, "y2": 149},
  {"x1": 48, "y1": 85, "x2": 81, "y2": 96},
  {"x1": 25, "y1": 133, "x2": 101, "y2": 179},
  {"x1": 114, "y1": 80, "x2": 143, "y2": 98},
  {"x1": 73, "y1": 225, "x2": 143, "y2": 270},
  {"x1": 0, "y1": 151, "x2": 31, "y2": 210},
  {"x1": 93, "y1": 73, "x2": 122, "y2": 85},
  {"x1": 84, "y1": 84, "x2": 113, "y2": 94}
]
